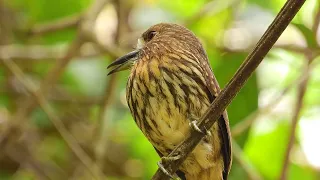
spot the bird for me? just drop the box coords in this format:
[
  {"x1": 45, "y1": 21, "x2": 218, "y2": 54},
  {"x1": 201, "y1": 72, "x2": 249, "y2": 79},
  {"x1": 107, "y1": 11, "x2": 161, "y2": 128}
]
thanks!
[{"x1": 107, "y1": 23, "x2": 232, "y2": 180}]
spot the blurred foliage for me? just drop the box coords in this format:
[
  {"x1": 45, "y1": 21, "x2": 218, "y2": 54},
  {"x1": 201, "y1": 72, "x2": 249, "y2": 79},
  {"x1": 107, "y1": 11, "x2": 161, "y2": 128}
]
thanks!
[{"x1": 0, "y1": 0, "x2": 320, "y2": 180}]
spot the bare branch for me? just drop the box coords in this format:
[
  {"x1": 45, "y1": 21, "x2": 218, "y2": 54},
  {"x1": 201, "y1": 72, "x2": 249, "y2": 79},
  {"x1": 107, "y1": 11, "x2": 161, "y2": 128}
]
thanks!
[
  {"x1": 232, "y1": 140, "x2": 262, "y2": 180},
  {"x1": 2, "y1": 58, "x2": 105, "y2": 180},
  {"x1": 183, "y1": 0, "x2": 242, "y2": 27},
  {"x1": 5, "y1": 143, "x2": 55, "y2": 180},
  {"x1": 312, "y1": 2, "x2": 320, "y2": 40},
  {"x1": 152, "y1": 0, "x2": 306, "y2": 179},
  {"x1": 28, "y1": 15, "x2": 81, "y2": 36},
  {"x1": 232, "y1": 67, "x2": 311, "y2": 137},
  {"x1": 0, "y1": 0, "x2": 112, "y2": 178},
  {"x1": 0, "y1": 44, "x2": 101, "y2": 61},
  {"x1": 279, "y1": 59, "x2": 311, "y2": 180},
  {"x1": 4, "y1": 0, "x2": 111, "y2": 129}
]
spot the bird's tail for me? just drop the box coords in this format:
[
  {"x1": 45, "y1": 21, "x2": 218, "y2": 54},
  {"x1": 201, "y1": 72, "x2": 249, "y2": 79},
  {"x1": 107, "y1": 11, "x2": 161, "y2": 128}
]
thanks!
[{"x1": 179, "y1": 144, "x2": 226, "y2": 180}]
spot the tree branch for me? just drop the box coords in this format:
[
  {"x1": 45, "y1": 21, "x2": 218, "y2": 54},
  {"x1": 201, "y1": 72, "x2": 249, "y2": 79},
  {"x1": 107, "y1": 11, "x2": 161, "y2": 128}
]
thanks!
[
  {"x1": 279, "y1": 59, "x2": 311, "y2": 180},
  {"x1": 232, "y1": 139, "x2": 262, "y2": 180},
  {"x1": 183, "y1": 0, "x2": 241, "y2": 27},
  {"x1": 152, "y1": 0, "x2": 306, "y2": 179},
  {"x1": 231, "y1": 67, "x2": 311, "y2": 137},
  {"x1": 0, "y1": 0, "x2": 111, "y2": 178},
  {"x1": 2, "y1": 58, "x2": 105, "y2": 180},
  {"x1": 0, "y1": 44, "x2": 101, "y2": 61},
  {"x1": 28, "y1": 14, "x2": 81, "y2": 36},
  {"x1": 312, "y1": 2, "x2": 320, "y2": 40},
  {"x1": 0, "y1": 0, "x2": 111, "y2": 135}
]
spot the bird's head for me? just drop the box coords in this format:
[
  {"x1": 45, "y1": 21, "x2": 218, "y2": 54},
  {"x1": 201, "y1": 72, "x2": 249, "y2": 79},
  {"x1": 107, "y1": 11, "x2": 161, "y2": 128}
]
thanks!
[{"x1": 107, "y1": 23, "x2": 206, "y2": 75}]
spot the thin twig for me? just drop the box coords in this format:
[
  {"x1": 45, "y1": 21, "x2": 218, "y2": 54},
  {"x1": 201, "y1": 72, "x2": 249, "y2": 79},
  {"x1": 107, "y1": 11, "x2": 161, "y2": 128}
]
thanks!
[
  {"x1": 94, "y1": 74, "x2": 118, "y2": 157},
  {"x1": 232, "y1": 139, "x2": 262, "y2": 180},
  {"x1": 14, "y1": 0, "x2": 111, "y2": 118},
  {"x1": 93, "y1": 0, "x2": 124, "y2": 169},
  {"x1": 0, "y1": 44, "x2": 101, "y2": 61},
  {"x1": 28, "y1": 15, "x2": 81, "y2": 36},
  {"x1": 279, "y1": 59, "x2": 311, "y2": 180},
  {"x1": 0, "y1": 0, "x2": 111, "y2": 177},
  {"x1": 152, "y1": 0, "x2": 306, "y2": 179},
  {"x1": 2, "y1": 58, "x2": 105, "y2": 180},
  {"x1": 232, "y1": 68, "x2": 311, "y2": 137},
  {"x1": 183, "y1": 0, "x2": 240, "y2": 27},
  {"x1": 2, "y1": 36, "x2": 84, "y2": 142},
  {"x1": 312, "y1": 2, "x2": 320, "y2": 40},
  {"x1": 5, "y1": 141, "x2": 55, "y2": 180},
  {"x1": 274, "y1": 45, "x2": 312, "y2": 55},
  {"x1": 0, "y1": 0, "x2": 111, "y2": 145}
]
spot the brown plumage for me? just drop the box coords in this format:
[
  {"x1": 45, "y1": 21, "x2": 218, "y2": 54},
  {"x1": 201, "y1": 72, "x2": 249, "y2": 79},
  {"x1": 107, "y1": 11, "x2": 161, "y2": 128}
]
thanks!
[{"x1": 107, "y1": 23, "x2": 232, "y2": 180}]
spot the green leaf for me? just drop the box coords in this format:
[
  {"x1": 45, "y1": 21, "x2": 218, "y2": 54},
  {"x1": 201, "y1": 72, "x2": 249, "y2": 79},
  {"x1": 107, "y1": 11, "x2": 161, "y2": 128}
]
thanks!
[
  {"x1": 246, "y1": 0, "x2": 286, "y2": 13},
  {"x1": 208, "y1": 51, "x2": 258, "y2": 179},
  {"x1": 64, "y1": 57, "x2": 109, "y2": 96},
  {"x1": 116, "y1": 113, "x2": 158, "y2": 179},
  {"x1": 211, "y1": 51, "x2": 259, "y2": 146},
  {"x1": 9, "y1": 0, "x2": 92, "y2": 43},
  {"x1": 158, "y1": 0, "x2": 207, "y2": 19},
  {"x1": 229, "y1": 161, "x2": 250, "y2": 180},
  {"x1": 189, "y1": 7, "x2": 231, "y2": 42},
  {"x1": 292, "y1": 23, "x2": 318, "y2": 48},
  {"x1": 289, "y1": 163, "x2": 317, "y2": 180},
  {"x1": 244, "y1": 121, "x2": 290, "y2": 180},
  {"x1": 31, "y1": 107, "x2": 52, "y2": 128},
  {"x1": 39, "y1": 135, "x2": 69, "y2": 166},
  {"x1": 0, "y1": 95, "x2": 10, "y2": 108}
]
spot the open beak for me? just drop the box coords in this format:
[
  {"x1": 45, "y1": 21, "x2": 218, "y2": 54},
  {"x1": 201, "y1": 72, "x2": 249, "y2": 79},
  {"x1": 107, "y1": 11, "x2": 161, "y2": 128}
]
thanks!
[{"x1": 107, "y1": 49, "x2": 139, "y2": 75}]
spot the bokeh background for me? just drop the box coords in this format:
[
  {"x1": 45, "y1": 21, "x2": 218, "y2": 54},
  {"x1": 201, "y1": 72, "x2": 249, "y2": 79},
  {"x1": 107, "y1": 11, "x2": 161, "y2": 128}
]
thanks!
[{"x1": 0, "y1": 0, "x2": 319, "y2": 179}]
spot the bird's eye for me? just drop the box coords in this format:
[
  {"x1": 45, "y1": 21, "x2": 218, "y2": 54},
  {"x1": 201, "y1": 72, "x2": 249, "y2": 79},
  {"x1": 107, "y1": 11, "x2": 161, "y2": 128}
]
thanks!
[{"x1": 146, "y1": 31, "x2": 157, "y2": 41}]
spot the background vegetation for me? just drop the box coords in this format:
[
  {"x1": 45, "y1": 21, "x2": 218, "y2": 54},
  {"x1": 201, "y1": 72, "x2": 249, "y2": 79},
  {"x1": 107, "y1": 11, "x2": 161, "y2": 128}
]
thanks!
[{"x1": 0, "y1": 0, "x2": 319, "y2": 179}]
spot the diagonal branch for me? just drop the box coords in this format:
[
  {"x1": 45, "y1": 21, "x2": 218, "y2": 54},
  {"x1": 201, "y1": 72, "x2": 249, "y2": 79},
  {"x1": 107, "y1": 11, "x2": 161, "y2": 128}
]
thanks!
[
  {"x1": 28, "y1": 14, "x2": 81, "y2": 36},
  {"x1": 2, "y1": 58, "x2": 105, "y2": 180},
  {"x1": 152, "y1": 0, "x2": 307, "y2": 179},
  {"x1": 312, "y1": 1, "x2": 320, "y2": 40},
  {"x1": 0, "y1": 0, "x2": 111, "y2": 178},
  {"x1": 279, "y1": 59, "x2": 311, "y2": 180},
  {"x1": 232, "y1": 139, "x2": 262, "y2": 180},
  {"x1": 183, "y1": 0, "x2": 241, "y2": 27},
  {"x1": 6, "y1": 0, "x2": 111, "y2": 128},
  {"x1": 0, "y1": 44, "x2": 101, "y2": 61},
  {"x1": 231, "y1": 66, "x2": 311, "y2": 137}
]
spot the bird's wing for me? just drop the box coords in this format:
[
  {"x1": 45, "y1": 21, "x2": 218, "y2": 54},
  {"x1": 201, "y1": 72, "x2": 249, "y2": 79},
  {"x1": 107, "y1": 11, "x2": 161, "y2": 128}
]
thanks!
[{"x1": 198, "y1": 54, "x2": 232, "y2": 179}]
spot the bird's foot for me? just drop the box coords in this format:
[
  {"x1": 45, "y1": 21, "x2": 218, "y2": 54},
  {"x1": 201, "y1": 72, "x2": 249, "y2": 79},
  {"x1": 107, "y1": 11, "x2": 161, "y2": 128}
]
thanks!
[
  {"x1": 162, "y1": 154, "x2": 181, "y2": 162},
  {"x1": 157, "y1": 155, "x2": 182, "y2": 178},
  {"x1": 189, "y1": 120, "x2": 211, "y2": 136},
  {"x1": 157, "y1": 160, "x2": 173, "y2": 178}
]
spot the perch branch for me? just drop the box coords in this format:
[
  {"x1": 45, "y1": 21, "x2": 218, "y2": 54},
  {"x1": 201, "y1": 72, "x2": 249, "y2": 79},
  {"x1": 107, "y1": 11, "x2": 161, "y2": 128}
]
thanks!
[{"x1": 152, "y1": 0, "x2": 306, "y2": 179}]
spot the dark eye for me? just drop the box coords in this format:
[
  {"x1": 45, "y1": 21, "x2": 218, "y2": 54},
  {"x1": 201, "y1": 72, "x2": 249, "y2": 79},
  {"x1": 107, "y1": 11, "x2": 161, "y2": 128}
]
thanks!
[{"x1": 146, "y1": 31, "x2": 157, "y2": 41}]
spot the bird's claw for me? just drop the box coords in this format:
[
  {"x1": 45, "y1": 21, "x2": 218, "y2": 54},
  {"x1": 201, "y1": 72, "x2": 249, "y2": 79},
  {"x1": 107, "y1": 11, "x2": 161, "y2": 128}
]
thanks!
[
  {"x1": 157, "y1": 155, "x2": 182, "y2": 178},
  {"x1": 157, "y1": 160, "x2": 173, "y2": 178},
  {"x1": 189, "y1": 120, "x2": 203, "y2": 133},
  {"x1": 189, "y1": 120, "x2": 211, "y2": 136},
  {"x1": 162, "y1": 154, "x2": 181, "y2": 161}
]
